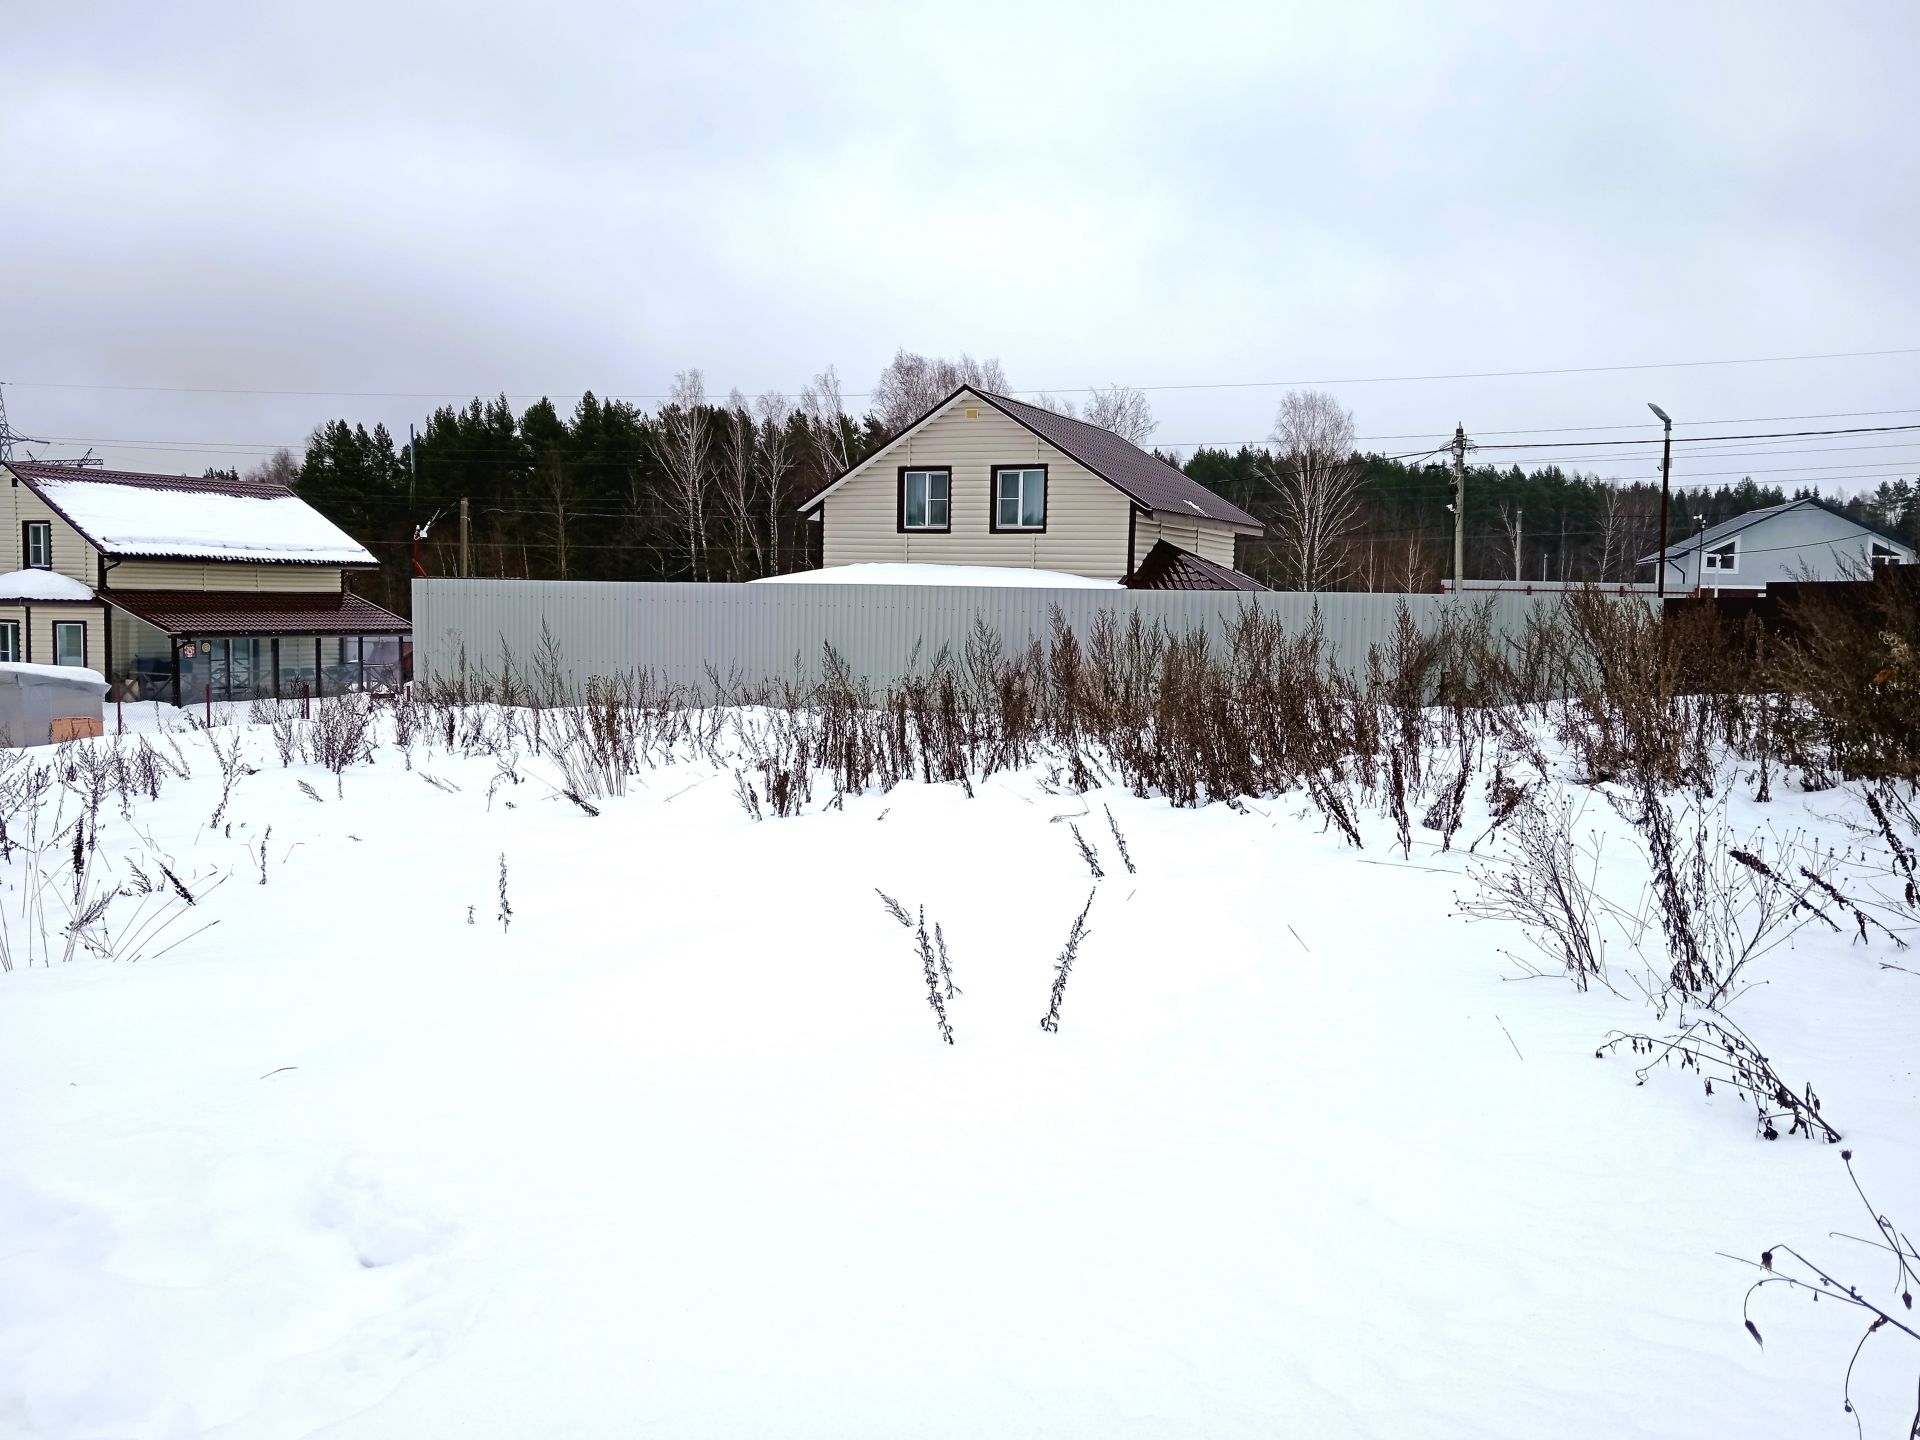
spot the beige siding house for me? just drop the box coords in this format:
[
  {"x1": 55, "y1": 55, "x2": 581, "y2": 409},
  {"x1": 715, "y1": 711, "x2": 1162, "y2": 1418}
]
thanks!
[
  {"x1": 0, "y1": 461, "x2": 409, "y2": 704},
  {"x1": 800, "y1": 387, "x2": 1263, "y2": 584}
]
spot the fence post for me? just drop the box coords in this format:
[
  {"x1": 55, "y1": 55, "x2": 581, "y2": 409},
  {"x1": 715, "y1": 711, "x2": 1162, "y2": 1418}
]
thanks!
[{"x1": 303, "y1": 683, "x2": 311, "y2": 719}]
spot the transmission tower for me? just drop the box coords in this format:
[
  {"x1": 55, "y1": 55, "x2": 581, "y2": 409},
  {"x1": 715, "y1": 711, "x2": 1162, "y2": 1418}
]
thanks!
[{"x1": 0, "y1": 383, "x2": 47, "y2": 462}]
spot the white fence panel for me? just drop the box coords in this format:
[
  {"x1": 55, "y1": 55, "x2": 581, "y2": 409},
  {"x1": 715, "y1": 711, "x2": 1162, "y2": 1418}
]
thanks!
[{"x1": 412, "y1": 579, "x2": 1651, "y2": 695}]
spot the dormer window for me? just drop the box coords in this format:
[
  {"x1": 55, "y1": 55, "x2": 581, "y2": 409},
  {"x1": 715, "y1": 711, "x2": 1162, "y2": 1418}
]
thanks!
[
  {"x1": 22, "y1": 521, "x2": 51, "y2": 570},
  {"x1": 898, "y1": 468, "x2": 950, "y2": 532},
  {"x1": 1701, "y1": 539, "x2": 1737, "y2": 573},
  {"x1": 1871, "y1": 541, "x2": 1903, "y2": 566}
]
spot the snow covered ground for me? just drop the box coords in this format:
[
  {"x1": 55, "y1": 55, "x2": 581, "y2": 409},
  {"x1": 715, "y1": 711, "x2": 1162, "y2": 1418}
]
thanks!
[{"x1": 0, "y1": 707, "x2": 1914, "y2": 1438}]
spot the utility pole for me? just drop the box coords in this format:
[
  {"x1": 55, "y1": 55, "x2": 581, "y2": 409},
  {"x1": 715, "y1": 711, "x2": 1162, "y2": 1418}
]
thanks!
[
  {"x1": 1450, "y1": 423, "x2": 1468, "y2": 588},
  {"x1": 1513, "y1": 507, "x2": 1523, "y2": 580},
  {"x1": 408, "y1": 423, "x2": 418, "y2": 509},
  {"x1": 458, "y1": 497, "x2": 471, "y2": 578},
  {"x1": 1649, "y1": 403, "x2": 1673, "y2": 598}
]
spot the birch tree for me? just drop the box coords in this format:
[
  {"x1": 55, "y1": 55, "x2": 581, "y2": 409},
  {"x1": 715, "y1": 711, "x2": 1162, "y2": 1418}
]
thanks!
[
  {"x1": 656, "y1": 369, "x2": 712, "y2": 581},
  {"x1": 754, "y1": 390, "x2": 797, "y2": 575},
  {"x1": 801, "y1": 364, "x2": 850, "y2": 479},
  {"x1": 1266, "y1": 390, "x2": 1362, "y2": 591}
]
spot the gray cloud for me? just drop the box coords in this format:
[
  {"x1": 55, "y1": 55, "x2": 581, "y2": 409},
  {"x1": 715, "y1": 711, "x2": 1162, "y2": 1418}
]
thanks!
[{"x1": 4, "y1": 0, "x2": 1916, "y2": 492}]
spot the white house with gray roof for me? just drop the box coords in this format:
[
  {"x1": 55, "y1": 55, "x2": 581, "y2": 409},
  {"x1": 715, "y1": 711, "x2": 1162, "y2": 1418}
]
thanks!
[
  {"x1": 799, "y1": 386, "x2": 1264, "y2": 584},
  {"x1": 1639, "y1": 497, "x2": 1914, "y2": 592}
]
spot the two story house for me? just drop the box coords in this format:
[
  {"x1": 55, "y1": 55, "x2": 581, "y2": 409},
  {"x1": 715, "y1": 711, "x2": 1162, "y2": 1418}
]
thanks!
[
  {"x1": 0, "y1": 461, "x2": 409, "y2": 704},
  {"x1": 799, "y1": 386, "x2": 1265, "y2": 585}
]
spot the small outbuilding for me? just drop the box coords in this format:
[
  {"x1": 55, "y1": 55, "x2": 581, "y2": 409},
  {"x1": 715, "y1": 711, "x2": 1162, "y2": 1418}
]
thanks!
[{"x1": 0, "y1": 662, "x2": 108, "y2": 747}]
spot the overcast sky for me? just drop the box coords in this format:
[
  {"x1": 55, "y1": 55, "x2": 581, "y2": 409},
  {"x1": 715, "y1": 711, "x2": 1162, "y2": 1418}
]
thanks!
[{"x1": 4, "y1": 0, "x2": 1916, "y2": 494}]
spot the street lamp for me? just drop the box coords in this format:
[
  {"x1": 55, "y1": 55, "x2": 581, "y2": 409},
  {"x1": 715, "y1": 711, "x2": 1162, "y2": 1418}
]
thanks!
[{"x1": 1649, "y1": 403, "x2": 1673, "y2": 598}]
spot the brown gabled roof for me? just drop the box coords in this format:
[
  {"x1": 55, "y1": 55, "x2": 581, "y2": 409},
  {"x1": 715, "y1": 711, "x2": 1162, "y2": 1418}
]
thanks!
[
  {"x1": 972, "y1": 392, "x2": 1262, "y2": 530},
  {"x1": 101, "y1": 589, "x2": 410, "y2": 637},
  {"x1": 1122, "y1": 540, "x2": 1268, "y2": 592},
  {"x1": 799, "y1": 385, "x2": 1263, "y2": 531}
]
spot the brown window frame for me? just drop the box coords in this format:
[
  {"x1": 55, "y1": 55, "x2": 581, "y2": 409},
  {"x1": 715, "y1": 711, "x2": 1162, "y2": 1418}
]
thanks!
[
  {"x1": 896, "y1": 467, "x2": 952, "y2": 534},
  {"x1": 52, "y1": 619, "x2": 87, "y2": 669},
  {"x1": 23, "y1": 521, "x2": 52, "y2": 570},
  {"x1": 989, "y1": 464, "x2": 1049, "y2": 534}
]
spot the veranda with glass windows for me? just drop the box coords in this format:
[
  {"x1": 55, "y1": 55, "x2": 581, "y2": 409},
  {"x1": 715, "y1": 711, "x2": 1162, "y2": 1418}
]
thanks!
[{"x1": 103, "y1": 594, "x2": 410, "y2": 705}]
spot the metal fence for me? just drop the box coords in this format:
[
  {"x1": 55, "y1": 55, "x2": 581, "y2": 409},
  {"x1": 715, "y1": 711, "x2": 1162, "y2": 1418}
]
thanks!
[{"x1": 412, "y1": 578, "x2": 1657, "y2": 696}]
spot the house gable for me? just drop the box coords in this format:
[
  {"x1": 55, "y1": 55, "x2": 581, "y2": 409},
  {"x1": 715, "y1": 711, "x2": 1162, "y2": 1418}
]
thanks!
[
  {"x1": 814, "y1": 394, "x2": 1137, "y2": 579},
  {"x1": 1642, "y1": 498, "x2": 1917, "y2": 588},
  {"x1": 803, "y1": 386, "x2": 1256, "y2": 581}
]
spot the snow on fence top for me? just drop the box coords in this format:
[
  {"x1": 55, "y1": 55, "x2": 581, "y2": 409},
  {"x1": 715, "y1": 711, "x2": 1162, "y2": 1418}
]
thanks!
[
  {"x1": 753, "y1": 563, "x2": 1122, "y2": 589},
  {"x1": 10, "y1": 465, "x2": 375, "y2": 566}
]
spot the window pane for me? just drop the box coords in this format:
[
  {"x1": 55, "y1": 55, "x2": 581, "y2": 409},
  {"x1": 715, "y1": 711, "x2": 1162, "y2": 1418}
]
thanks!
[
  {"x1": 1021, "y1": 471, "x2": 1046, "y2": 528},
  {"x1": 928, "y1": 472, "x2": 948, "y2": 502},
  {"x1": 54, "y1": 623, "x2": 84, "y2": 667},
  {"x1": 904, "y1": 473, "x2": 926, "y2": 528},
  {"x1": 0, "y1": 624, "x2": 16, "y2": 663},
  {"x1": 929, "y1": 495, "x2": 948, "y2": 528}
]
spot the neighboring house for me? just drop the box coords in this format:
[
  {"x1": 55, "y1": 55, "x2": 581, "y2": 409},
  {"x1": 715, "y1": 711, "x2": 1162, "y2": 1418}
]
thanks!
[
  {"x1": 799, "y1": 386, "x2": 1264, "y2": 585},
  {"x1": 1639, "y1": 498, "x2": 1915, "y2": 592},
  {"x1": 0, "y1": 461, "x2": 409, "y2": 704}
]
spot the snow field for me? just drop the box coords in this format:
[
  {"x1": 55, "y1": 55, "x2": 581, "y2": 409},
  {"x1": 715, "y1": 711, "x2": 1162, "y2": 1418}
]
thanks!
[{"x1": 0, "y1": 708, "x2": 1913, "y2": 1438}]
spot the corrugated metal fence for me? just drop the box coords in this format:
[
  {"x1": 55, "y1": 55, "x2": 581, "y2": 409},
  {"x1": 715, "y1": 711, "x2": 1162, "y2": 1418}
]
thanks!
[{"x1": 412, "y1": 578, "x2": 1655, "y2": 695}]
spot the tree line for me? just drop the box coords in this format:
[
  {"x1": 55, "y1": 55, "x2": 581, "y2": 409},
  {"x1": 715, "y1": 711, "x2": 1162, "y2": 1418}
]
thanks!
[{"x1": 210, "y1": 349, "x2": 1919, "y2": 612}]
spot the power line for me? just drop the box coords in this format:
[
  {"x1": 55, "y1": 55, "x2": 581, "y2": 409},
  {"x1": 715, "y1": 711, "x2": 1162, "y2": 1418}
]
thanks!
[{"x1": 8, "y1": 343, "x2": 1919, "y2": 402}]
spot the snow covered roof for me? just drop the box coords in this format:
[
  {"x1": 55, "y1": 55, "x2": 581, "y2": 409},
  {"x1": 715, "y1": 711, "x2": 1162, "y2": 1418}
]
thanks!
[
  {"x1": 752, "y1": 563, "x2": 1122, "y2": 589},
  {"x1": 0, "y1": 569, "x2": 95, "y2": 602},
  {"x1": 5, "y1": 463, "x2": 376, "y2": 567}
]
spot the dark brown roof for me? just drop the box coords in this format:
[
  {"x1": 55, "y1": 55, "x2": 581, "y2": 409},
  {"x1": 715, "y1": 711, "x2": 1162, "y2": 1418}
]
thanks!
[
  {"x1": 1122, "y1": 540, "x2": 1268, "y2": 592},
  {"x1": 973, "y1": 392, "x2": 1262, "y2": 530},
  {"x1": 101, "y1": 590, "x2": 410, "y2": 637}
]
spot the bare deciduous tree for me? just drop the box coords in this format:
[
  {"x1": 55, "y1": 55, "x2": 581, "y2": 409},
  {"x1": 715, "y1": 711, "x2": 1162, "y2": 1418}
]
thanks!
[
  {"x1": 801, "y1": 364, "x2": 850, "y2": 479},
  {"x1": 1082, "y1": 383, "x2": 1156, "y2": 446},
  {"x1": 1499, "y1": 503, "x2": 1525, "y2": 581},
  {"x1": 656, "y1": 369, "x2": 712, "y2": 581},
  {"x1": 715, "y1": 388, "x2": 760, "y2": 581},
  {"x1": 1265, "y1": 389, "x2": 1362, "y2": 591},
  {"x1": 245, "y1": 448, "x2": 301, "y2": 489},
  {"x1": 754, "y1": 390, "x2": 797, "y2": 575},
  {"x1": 871, "y1": 349, "x2": 1009, "y2": 433}
]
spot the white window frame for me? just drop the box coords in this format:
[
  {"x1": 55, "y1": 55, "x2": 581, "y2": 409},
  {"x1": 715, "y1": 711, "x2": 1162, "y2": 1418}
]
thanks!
[
  {"x1": 0, "y1": 622, "x2": 18, "y2": 664},
  {"x1": 1701, "y1": 538, "x2": 1738, "y2": 574},
  {"x1": 1870, "y1": 541, "x2": 1903, "y2": 566},
  {"x1": 53, "y1": 621, "x2": 85, "y2": 668},
  {"x1": 23, "y1": 521, "x2": 51, "y2": 570},
  {"x1": 899, "y1": 468, "x2": 950, "y2": 532},
  {"x1": 992, "y1": 466, "x2": 1047, "y2": 532}
]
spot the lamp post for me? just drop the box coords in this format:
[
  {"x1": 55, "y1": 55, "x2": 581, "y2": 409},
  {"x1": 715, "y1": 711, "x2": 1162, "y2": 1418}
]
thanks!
[{"x1": 1649, "y1": 403, "x2": 1673, "y2": 598}]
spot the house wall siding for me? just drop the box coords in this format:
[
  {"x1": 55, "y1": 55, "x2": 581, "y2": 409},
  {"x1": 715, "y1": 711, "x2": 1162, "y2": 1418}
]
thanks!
[
  {"x1": 1131, "y1": 515, "x2": 1239, "y2": 571},
  {"x1": 1665, "y1": 508, "x2": 1919, "y2": 590},
  {"x1": 104, "y1": 559, "x2": 344, "y2": 592},
  {"x1": 0, "y1": 602, "x2": 107, "y2": 669},
  {"x1": 0, "y1": 476, "x2": 99, "y2": 584},
  {"x1": 820, "y1": 400, "x2": 1134, "y2": 579}
]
